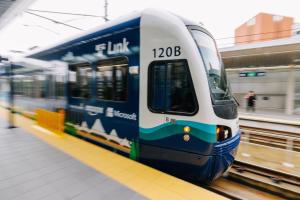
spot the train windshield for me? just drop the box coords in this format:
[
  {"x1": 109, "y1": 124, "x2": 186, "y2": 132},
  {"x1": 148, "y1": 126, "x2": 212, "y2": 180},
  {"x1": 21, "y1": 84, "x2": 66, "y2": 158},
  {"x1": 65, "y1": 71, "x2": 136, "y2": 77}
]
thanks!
[{"x1": 190, "y1": 29, "x2": 232, "y2": 101}]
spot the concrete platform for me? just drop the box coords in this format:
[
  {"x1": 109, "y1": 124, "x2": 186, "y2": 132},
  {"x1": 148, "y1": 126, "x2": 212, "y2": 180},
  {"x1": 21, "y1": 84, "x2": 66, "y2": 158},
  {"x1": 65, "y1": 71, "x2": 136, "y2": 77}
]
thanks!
[
  {"x1": 0, "y1": 108, "x2": 226, "y2": 200},
  {"x1": 239, "y1": 109, "x2": 300, "y2": 133},
  {"x1": 0, "y1": 120, "x2": 146, "y2": 200},
  {"x1": 239, "y1": 109, "x2": 300, "y2": 126},
  {"x1": 237, "y1": 142, "x2": 300, "y2": 176},
  {"x1": 239, "y1": 119, "x2": 300, "y2": 134}
]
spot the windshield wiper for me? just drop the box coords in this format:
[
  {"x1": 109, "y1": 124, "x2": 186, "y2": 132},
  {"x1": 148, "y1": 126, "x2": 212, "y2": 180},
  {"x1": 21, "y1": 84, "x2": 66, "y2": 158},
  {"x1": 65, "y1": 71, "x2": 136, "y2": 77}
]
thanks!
[
  {"x1": 221, "y1": 86, "x2": 239, "y2": 105},
  {"x1": 233, "y1": 96, "x2": 240, "y2": 106},
  {"x1": 222, "y1": 87, "x2": 231, "y2": 100}
]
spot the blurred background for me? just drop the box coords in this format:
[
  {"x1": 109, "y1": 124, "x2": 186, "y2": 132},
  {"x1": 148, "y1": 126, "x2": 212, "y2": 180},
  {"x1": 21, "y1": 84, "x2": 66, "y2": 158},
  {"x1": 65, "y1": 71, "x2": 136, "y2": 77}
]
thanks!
[
  {"x1": 0, "y1": 1, "x2": 300, "y2": 199},
  {"x1": 0, "y1": 0, "x2": 299, "y2": 116}
]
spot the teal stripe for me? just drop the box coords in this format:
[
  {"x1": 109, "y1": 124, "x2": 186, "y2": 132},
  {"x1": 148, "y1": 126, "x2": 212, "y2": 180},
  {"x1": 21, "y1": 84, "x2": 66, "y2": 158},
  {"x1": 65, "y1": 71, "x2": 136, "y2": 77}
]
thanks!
[
  {"x1": 140, "y1": 122, "x2": 173, "y2": 134},
  {"x1": 140, "y1": 120, "x2": 216, "y2": 143}
]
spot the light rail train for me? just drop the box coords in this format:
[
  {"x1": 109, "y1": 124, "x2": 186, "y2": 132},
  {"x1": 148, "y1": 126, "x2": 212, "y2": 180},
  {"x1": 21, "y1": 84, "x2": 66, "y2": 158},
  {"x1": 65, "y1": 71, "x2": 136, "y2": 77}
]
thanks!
[{"x1": 5, "y1": 9, "x2": 240, "y2": 182}]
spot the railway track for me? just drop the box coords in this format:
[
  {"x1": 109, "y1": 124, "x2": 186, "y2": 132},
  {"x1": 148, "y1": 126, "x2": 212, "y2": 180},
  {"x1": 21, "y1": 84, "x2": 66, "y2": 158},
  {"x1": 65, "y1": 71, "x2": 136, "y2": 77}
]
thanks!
[
  {"x1": 207, "y1": 160, "x2": 300, "y2": 200},
  {"x1": 240, "y1": 125, "x2": 300, "y2": 152}
]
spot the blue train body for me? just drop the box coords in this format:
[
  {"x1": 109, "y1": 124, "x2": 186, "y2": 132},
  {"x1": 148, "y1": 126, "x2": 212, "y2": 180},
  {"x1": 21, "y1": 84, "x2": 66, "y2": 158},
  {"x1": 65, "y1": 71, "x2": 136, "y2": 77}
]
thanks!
[{"x1": 10, "y1": 9, "x2": 240, "y2": 182}]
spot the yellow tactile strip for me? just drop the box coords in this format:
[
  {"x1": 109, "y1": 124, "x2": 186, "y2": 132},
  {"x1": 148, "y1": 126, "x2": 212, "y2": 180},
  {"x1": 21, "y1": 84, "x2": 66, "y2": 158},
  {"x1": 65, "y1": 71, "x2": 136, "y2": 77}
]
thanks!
[{"x1": 0, "y1": 108, "x2": 227, "y2": 200}]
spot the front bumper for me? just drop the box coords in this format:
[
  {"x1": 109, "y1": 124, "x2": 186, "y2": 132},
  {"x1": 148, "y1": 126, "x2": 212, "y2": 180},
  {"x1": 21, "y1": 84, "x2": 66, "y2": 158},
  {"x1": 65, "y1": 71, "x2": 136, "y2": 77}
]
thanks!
[{"x1": 139, "y1": 131, "x2": 241, "y2": 182}]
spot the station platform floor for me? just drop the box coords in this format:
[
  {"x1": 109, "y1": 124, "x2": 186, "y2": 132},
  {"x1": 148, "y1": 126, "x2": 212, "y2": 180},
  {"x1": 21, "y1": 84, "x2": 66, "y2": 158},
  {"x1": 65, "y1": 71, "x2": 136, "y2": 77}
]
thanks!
[
  {"x1": 236, "y1": 142, "x2": 300, "y2": 176},
  {"x1": 238, "y1": 109, "x2": 300, "y2": 133},
  {"x1": 0, "y1": 109, "x2": 226, "y2": 200},
  {"x1": 0, "y1": 120, "x2": 147, "y2": 200},
  {"x1": 238, "y1": 108, "x2": 300, "y2": 125},
  {"x1": 237, "y1": 109, "x2": 300, "y2": 176}
]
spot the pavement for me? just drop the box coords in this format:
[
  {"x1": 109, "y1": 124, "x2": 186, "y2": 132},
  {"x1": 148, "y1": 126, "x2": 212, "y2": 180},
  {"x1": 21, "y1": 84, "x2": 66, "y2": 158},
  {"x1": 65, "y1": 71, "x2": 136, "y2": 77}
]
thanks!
[
  {"x1": 238, "y1": 108, "x2": 300, "y2": 121},
  {"x1": 0, "y1": 119, "x2": 146, "y2": 200},
  {"x1": 0, "y1": 108, "x2": 227, "y2": 200}
]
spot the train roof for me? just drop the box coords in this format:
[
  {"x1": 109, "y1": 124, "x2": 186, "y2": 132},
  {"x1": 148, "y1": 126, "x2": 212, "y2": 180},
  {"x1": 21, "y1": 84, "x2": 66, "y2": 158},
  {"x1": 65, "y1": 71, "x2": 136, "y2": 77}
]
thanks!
[{"x1": 26, "y1": 8, "x2": 202, "y2": 59}]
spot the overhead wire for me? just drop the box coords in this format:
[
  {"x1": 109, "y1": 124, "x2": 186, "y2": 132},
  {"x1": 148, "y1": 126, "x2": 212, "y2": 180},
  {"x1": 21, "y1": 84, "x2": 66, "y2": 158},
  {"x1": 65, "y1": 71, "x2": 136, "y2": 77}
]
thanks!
[
  {"x1": 27, "y1": 8, "x2": 300, "y2": 44},
  {"x1": 216, "y1": 27, "x2": 300, "y2": 47},
  {"x1": 25, "y1": 9, "x2": 300, "y2": 48},
  {"x1": 27, "y1": 9, "x2": 105, "y2": 19},
  {"x1": 216, "y1": 27, "x2": 300, "y2": 41},
  {"x1": 217, "y1": 34, "x2": 300, "y2": 47},
  {"x1": 25, "y1": 11, "x2": 84, "y2": 31}
]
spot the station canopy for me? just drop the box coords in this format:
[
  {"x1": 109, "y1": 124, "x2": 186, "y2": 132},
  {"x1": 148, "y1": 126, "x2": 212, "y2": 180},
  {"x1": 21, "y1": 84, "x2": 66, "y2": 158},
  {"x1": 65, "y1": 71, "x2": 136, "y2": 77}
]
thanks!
[
  {"x1": 220, "y1": 36, "x2": 300, "y2": 69},
  {"x1": 0, "y1": 0, "x2": 36, "y2": 31}
]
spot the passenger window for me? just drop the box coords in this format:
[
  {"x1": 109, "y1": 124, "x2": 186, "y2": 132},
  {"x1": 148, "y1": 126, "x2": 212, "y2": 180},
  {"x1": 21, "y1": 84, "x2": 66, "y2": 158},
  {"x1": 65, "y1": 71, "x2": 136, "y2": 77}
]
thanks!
[
  {"x1": 35, "y1": 75, "x2": 46, "y2": 98},
  {"x1": 149, "y1": 60, "x2": 198, "y2": 115},
  {"x1": 96, "y1": 57, "x2": 128, "y2": 101},
  {"x1": 55, "y1": 75, "x2": 65, "y2": 97},
  {"x1": 69, "y1": 62, "x2": 92, "y2": 99}
]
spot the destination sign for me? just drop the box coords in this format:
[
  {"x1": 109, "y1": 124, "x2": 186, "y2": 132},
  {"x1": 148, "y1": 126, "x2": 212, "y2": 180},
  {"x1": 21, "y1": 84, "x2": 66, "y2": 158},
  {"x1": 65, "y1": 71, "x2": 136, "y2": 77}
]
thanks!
[{"x1": 239, "y1": 71, "x2": 266, "y2": 77}]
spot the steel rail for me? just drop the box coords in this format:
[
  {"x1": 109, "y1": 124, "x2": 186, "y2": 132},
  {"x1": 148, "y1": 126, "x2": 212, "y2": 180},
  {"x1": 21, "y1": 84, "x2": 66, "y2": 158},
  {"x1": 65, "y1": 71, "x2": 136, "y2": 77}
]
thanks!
[
  {"x1": 205, "y1": 160, "x2": 300, "y2": 200},
  {"x1": 240, "y1": 125, "x2": 300, "y2": 151}
]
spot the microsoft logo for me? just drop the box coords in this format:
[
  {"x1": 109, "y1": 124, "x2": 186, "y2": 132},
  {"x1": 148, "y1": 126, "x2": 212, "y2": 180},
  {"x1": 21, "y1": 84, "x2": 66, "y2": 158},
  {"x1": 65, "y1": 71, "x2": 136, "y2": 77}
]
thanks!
[{"x1": 106, "y1": 107, "x2": 114, "y2": 117}]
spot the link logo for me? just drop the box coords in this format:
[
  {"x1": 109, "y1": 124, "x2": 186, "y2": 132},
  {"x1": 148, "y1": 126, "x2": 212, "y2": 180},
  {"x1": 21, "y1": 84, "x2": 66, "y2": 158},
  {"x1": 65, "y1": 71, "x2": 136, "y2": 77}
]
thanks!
[{"x1": 95, "y1": 38, "x2": 130, "y2": 56}]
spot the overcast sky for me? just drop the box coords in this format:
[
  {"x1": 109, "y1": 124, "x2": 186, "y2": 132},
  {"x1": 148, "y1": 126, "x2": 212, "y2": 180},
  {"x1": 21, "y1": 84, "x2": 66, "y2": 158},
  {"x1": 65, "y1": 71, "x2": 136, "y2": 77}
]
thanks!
[{"x1": 0, "y1": 0, "x2": 299, "y2": 55}]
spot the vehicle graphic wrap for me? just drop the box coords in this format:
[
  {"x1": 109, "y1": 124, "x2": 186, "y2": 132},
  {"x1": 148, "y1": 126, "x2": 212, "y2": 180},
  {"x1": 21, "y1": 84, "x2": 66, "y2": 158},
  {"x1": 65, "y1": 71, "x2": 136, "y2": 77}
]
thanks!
[{"x1": 140, "y1": 120, "x2": 216, "y2": 143}]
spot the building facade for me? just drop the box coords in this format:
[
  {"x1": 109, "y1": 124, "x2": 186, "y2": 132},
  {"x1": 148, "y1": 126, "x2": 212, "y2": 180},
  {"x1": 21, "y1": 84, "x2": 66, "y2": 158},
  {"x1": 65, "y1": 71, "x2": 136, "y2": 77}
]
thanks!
[
  {"x1": 235, "y1": 13, "x2": 294, "y2": 44},
  {"x1": 221, "y1": 37, "x2": 300, "y2": 115}
]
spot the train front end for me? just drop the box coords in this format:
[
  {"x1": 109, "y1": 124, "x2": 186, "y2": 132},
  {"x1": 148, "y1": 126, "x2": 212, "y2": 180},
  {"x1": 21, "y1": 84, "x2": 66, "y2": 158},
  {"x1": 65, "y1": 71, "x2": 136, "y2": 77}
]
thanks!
[
  {"x1": 188, "y1": 25, "x2": 241, "y2": 181},
  {"x1": 139, "y1": 9, "x2": 240, "y2": 182}
]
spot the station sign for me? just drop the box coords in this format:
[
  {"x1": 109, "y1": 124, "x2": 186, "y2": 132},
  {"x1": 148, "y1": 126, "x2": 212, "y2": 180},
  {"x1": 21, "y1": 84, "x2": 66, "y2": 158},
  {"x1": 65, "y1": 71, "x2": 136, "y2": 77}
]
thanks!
[{"x1": 239, "y1": 71, "x2": 266, "y2": 77}]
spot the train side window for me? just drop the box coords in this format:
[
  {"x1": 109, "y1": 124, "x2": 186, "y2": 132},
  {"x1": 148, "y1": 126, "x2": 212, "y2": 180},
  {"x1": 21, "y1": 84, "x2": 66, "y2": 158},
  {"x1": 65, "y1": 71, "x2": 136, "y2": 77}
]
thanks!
[
  {"x1": 69, "y1": 62, "x2": 92, "y2": 99},
  {"x1": 34, "y1": 75, "x2": 46, "y2": 98},
  {"x1": 55, "y1": 75, "x2": 65, "y2": 98},
  {"x1": 148, "y1": 60, "x2": 198, "y2": 115},
  {"x1": 96, "y1": 57, "x2": 128, "y2": 101}
]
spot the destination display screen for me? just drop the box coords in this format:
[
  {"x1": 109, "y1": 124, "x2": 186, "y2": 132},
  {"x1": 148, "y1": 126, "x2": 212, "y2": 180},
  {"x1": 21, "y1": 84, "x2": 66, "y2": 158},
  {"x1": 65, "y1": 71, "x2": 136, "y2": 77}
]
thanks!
[{"x1": 239, "y1": 72, "x2": 266, "y2": 77}]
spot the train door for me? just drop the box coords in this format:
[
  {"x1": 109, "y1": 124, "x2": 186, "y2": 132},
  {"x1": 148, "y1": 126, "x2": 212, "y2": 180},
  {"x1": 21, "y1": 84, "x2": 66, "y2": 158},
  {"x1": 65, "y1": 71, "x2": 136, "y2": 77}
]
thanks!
[
  {"x1": 92, "y1": 57, "x2": 134, "y2": 153},
  {"x1": 49, "y1": 61, "x2": 68, "y2": 110},
  {"x1": 139, "y1": 11, "x2": 199, "y2": 161},
  {"x1": 66, "y1": 57, "x2": 139, "y2": 155},
  {"x1": 66, "y1": 62, "x2": 93, "y2": 133},
  {"x1": 65, "y1": 21, "x2": 140, "y2": 156},
  {"x1": 139, "y1": 59, "x2": 198, "y2": 147}
]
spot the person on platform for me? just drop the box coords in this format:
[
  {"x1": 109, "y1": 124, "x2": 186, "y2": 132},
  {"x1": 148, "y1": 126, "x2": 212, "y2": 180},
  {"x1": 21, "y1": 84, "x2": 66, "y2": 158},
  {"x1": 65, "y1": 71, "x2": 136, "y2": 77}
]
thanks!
[{"x1": 245, "y1": 91, "x2": 256, "y2": 112}]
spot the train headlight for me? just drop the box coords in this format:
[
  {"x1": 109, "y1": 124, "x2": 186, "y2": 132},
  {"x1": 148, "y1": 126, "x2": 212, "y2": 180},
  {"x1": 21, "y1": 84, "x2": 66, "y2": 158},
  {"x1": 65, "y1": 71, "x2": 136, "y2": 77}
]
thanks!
[
  {"x1": 183, "y1": 134, "x2": 190, "y2": 142},
  {"x1": 183, "y1": 126, "x2": 190, "y2": 134},
  {"x1": 224, "y1": 129, "x2": 229, "y2": 139},
  {"x1": 216, "y1": 125, "x2": 232, "y2": 141}
]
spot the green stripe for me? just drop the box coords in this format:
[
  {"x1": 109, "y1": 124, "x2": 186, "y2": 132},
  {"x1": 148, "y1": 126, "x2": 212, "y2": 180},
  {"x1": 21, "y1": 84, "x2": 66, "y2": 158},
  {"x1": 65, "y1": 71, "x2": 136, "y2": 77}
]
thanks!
[{"x1": 140, "y1": 120, "x2": 216, "y2": 143}]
